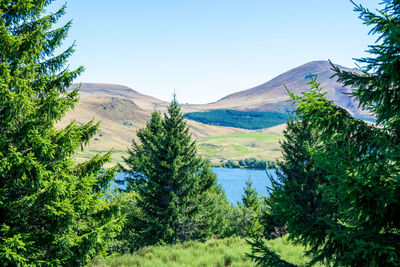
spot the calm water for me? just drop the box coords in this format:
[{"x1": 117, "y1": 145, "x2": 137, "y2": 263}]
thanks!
[
  {"x1": 211, "y1": 167, "x2": 274, "y2": 204},
  {"x1": 116, "y1": 167, "x2": 275, "y2": 204}
]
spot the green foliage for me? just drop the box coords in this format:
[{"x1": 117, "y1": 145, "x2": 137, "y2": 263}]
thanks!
[
  {"x1": 253, "y1": 1, "x2": 400, "y2": 265},
  {"x1": 185, "y1": 109, "x2": 288, "y2": 130},
  {"x1": 0, "y1": 1, "x2": 121, "y2": 266},
  {"x1": 221, "y1": 158, "x2": 274, "y2": 170},
  {"x1": 335, "y1": 0, "x2": 400, "y2": 131},
  {"x1": 242, "y1": 179, "x2": 260, "y2": 213},
  {"x1": 107, "y1": 191, "x2": 140, "y2": 254},
  {"x1": 219, "y1": 205, "x2": 258, "y2": 238},
  {"x1": 121, "y1": 97, "x2": 226, "y2": 249},
  {"x1": 247, "y1": 236, "x2": 296, "y2": 267},
  {"x1": 240, "y1": 179, "x2": 263, "y2": 235},
  {"x1": 210, "y1": 182, "x2": 264, "y2": 239},
  {"x1": 258, "y1": 198, "x2": 286, "y2": 240},
  {"x1": 252, "y1": 97, "x2": 329, "y2": 264}
]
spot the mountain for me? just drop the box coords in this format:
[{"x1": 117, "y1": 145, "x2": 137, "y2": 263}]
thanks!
[
  {"x1": 184, "y1": 60, "x2": 370, "y2": 118},
  {"x1": 59, "y1": 60, "x2": 372, "y2": 164},
  {"x1": 58, "y1": 83, "x2": 254, "y2": 164}
]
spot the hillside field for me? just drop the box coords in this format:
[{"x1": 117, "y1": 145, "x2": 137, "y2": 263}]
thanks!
[
  {"x1": 197, "y1": 133, "x2": 283, "y2": 163},
  {"x1": 75, "y1": 132, "x2": 283, "y2": 166}
]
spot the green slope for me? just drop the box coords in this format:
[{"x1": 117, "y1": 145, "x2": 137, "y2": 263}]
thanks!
[{"x1": 197, "y1": 133, "x2": 282, "y2": 162}]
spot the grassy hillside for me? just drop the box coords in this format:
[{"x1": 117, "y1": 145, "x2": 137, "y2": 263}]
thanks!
[
  {"x1": 90, "y1": 237, "x2": 324, "y2": 267},
  {"x1": 197, "y1": 133, "x2": 283, "y2": 162},
  {"x1": 185, "y1": 109, "x2": 288, "y2": 129},
  {"x1": 75, "y1": 132, "x2": 283, "y2": 166},
  {"x1": 59, "y1": 97, "x2": 262, "y2": 166},
  {"x1": 58, "y1": 83, "x2": 289, "y2": 166}
]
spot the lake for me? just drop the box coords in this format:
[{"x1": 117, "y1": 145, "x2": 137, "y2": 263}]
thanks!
[
  {"x1": 211, "y1": 167, "x2": 274, "y2": 204},
  {"x1": 116, "y1": 167, "x2": 274, "y2": 204}
]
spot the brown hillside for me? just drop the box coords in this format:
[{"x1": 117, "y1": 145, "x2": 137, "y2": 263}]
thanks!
[
  {"x1": 184, "y1": 60, "x2": 371, "y2": 118},
  {"x1": 70, "y1": 83, "x2": 169, "y2": 111},
  {"x1": 60, "y1": 61, "x2": 372, "y2": 164},
  {"x1": 58, "y1": 90, "x2": 256, "y2": 164}
]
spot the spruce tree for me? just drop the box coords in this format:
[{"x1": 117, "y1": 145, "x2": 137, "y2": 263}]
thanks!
[
  {"x1": 242, "y1": 178, "x2": 260, "y2": 213},
  {"x1": 122, "y1": 97, "x2": 221, "y2": 248},
  {"x1": 258, "y1": 116, "x2": 326, "y2": 241},
  {"x1": 252, "y1": 1, "x2": 400, "y2": 264},
  {"x1": 240, "y1": 178, "x2": 263, "y2": 235},
  {"x1": 0, "y1": 1, "x2": 121, "y2": 265}
]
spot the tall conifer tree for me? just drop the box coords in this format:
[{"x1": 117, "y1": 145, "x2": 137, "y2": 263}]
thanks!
[
  {"x1": 251, "y1": 1, "x2": 400, "y2": 265},
  {"x1": 0, "y1": 1, "x2": 121, "y2": 265},
  {"x1": 242, "y1": 178, "x2": 260, "y2": 213},
  {"x1": 123, "y1": 97, "x2": 221, "y2": 248}
]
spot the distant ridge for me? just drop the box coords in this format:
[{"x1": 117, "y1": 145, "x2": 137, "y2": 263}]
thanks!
[
  {"x1": 70, "y1": 83, "x2": 169, "y2": 111},
  {"x1": 217, "y1": 61, "x2": 347, "y2": 101},
  {"x1": 58, "y1": 60, "x2": 373, "y2": 164},
  {"x1": 185, "y1": 60, "x2": 370, "y2": 118},
  {"x1": 70, "y1": 61, "x2": 370, "y2": 118}
]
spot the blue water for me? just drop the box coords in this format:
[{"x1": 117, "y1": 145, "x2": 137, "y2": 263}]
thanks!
[
  {"x1": 211, "y1": 167, "x2": 274, "y2": 204},
  {"x1": 116, "y1": 167, "x2": 274, "y2": 204}
]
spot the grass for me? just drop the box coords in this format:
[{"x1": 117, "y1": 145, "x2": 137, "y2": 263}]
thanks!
[
  {"x1": 89, "y1": 237, "x2": 325, "y2": 267},
  {"x1": 197, "y1": 133, "x2": 282, "y2": 162},
  {"x1": 74, "y1": 133, "x2": 283, "y2": 166},
  {"x1": 267, "y1": 238, "x2": 325, "y2": 267}
]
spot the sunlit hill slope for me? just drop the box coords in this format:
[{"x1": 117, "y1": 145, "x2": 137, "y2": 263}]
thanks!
[{"x1": 59, "y1": 60, "x2": 370, "y2": 164}]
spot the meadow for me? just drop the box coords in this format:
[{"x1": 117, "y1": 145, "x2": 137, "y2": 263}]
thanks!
[
  {"x1": 90, "y1": 237, "x2": 324, "y2": 267},
  {"x1": 197, "y1": 133, "x2": 283, "y2": 162},
  {"x1": 73, "y1": 132, "x2": 283, "y2": 166}
]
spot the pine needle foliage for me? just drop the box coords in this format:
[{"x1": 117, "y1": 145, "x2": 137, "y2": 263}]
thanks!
[
  {"x1": 242, "y1": 178, "x2": 260, "y2": 213},
  {"x1": 246, "y1": 235, "x2": 296, "y2": 267},
  {"x1": 252, "y1": 1, "x2": 400, "y2": 265},
  {"x1": 122, "y1": 97, "x2": 222, "y2": 249},
  {"x1": 0, "y1": 1, "x2": 121, "y2": 265}
]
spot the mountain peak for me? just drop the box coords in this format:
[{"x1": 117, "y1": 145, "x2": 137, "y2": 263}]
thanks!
[
  {"x1": 217, "y1": 60, "x2": 355, "y2": 101},
  {"x1": 192, "y1": 60, "x2": 368, "y2": 117}
]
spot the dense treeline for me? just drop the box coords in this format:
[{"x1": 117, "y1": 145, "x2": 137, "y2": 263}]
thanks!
[
  {"x1": 185, "y1": 109, "x2": 288, "y2": 129},
  {"x1": 220, "y1": 158, "x2": 274, "y2": 170},
  {"x1": 250, "y1": 1, "x2": 400, "y2": 266}
]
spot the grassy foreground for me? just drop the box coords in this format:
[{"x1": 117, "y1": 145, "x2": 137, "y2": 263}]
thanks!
[{"x1": 90, "y1": 237, "x2": 324, "y2": 267}]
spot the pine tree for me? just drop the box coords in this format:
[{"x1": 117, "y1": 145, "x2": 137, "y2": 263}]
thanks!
[
  {"x1": 0, "y1": 1, "x2": 121, "y2": 265},
  {"x1": 242, "y1": 178, "x2": 260, "y2": 213},
  {"x1": 252, "y1": 1, "x2": 400, "y2": 264},
  {"x1": 239, "y1": 178, "x2": 263, "y2": 235},
  {"x1": 259, "y1": 116, "x2": 327, "y2": 241},
  {"x1": 122, "y1": 97, "x2": 221, "y2": 248}
]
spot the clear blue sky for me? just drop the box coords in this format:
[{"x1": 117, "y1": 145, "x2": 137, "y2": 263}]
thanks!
[{"x1": 56, "y1": 0, "x2": 381, "y2": 104}]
